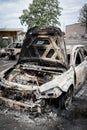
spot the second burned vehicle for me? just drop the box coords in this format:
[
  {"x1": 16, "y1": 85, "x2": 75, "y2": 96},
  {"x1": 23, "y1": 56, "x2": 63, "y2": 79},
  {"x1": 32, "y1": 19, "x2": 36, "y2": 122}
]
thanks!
[
  {"x1": 0, "y1": 26, "x2": 87, "y2": 113},
  {"x1": 5, "y1": 41, "x2": 22, "y2": 60}
]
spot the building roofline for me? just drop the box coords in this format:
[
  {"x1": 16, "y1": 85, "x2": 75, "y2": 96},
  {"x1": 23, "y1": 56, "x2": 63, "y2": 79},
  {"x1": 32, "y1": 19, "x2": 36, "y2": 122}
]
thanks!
[
  {"x1": 0, "y1": 28, "x2": 23, "y2": 32},
  {"x1": 66, "y1": 23, "x2": 82, "y2": 27}
]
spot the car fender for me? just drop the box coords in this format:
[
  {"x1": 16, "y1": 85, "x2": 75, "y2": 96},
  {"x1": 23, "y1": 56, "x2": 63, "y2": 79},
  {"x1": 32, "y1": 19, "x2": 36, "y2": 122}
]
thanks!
[{"x1": 39, "y1": 66, "x2": 75, "y2": 93}]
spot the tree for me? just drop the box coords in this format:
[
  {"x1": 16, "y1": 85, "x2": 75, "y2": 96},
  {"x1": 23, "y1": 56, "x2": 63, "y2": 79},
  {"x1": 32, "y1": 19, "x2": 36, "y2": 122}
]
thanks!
[
  {"x1": 19, "y1": 0, "x2": 62, "y2": 29},
  {"x1": 78, "y1": 4, "x2": 87, "y2": 33}
]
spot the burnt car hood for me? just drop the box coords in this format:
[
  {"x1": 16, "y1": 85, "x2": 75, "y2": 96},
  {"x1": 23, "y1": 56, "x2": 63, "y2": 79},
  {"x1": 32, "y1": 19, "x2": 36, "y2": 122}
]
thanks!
[{"x1": 0, "y1": 62, "x2": 67, "y2": 98}]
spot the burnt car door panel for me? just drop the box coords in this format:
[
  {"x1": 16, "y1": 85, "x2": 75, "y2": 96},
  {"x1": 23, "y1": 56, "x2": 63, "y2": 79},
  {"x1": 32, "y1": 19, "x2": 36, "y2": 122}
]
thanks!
[{"x1": 66, "y1": 45, "x2": 87, "y2": 92}]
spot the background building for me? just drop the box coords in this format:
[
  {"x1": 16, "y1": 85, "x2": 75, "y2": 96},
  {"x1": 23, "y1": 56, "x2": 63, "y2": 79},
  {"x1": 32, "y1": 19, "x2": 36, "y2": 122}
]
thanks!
[
  {"x1": 65, "y1": 23, "x2": 87, "y2": 44},
  {"x1": 0, "y1": 28, "x2": 23, "y2": 42}
]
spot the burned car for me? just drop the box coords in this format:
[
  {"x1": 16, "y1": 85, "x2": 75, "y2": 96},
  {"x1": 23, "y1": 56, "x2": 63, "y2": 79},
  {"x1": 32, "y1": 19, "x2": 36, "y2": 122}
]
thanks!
[
  {"x1": 0, "y1": 26, "x2": 87, "y2": 113},
  {"x1": 5, "y1": 41, "x2": 22, "y2": 60},
  {"x1": 0, "y1": 37, "x2": 12, "y2": 57}
]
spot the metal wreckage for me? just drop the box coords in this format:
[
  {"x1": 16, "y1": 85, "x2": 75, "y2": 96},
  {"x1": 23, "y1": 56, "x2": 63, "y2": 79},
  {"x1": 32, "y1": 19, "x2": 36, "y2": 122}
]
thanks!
[{"x1": 0, "y1": 26, "x2": 86, "y2": 114}]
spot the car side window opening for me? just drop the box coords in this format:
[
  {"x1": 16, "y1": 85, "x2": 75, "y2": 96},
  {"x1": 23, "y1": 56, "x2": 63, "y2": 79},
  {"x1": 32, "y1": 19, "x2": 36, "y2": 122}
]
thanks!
[
  {"x1": 83, "y1": 49, "x2": 87, "y2": 57},
  {"x1": 67, "y1": 54, "x2": 70, "y2": 65},
  {"x1": 75, "y1": 51, "x2": 82, "y2": 66}
]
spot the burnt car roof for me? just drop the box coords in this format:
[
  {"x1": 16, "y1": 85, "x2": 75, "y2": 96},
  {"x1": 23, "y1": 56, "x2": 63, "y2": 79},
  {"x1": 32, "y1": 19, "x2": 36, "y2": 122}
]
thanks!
[{"x1": 26, "y1": 26, "x2": 63, "y2": 37}]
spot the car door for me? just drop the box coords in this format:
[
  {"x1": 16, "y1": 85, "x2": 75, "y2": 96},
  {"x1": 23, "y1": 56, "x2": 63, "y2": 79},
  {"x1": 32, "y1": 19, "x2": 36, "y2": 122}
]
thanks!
[
  {"x1": 82, "y1": 48, "x2": 87, "y2": 78},
  {"x1": 74, "y1": 48, "x2": 85, "y2": 91}
]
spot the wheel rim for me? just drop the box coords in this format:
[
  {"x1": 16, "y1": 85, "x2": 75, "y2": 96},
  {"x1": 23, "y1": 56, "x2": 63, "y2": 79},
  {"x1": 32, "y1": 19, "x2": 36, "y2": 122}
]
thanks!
[{"x1": 16, "y1": 54, "x2": 19, "y2": 60}]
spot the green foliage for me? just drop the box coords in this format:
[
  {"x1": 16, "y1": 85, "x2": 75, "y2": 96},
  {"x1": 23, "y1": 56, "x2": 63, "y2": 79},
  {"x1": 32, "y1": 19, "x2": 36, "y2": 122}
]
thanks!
[
  {"x1": 19, "y1": 0, "x2": 62, "y2": 29},
  {"x1": 78, "y1": 4, "x2": 87, "y2": 33}
]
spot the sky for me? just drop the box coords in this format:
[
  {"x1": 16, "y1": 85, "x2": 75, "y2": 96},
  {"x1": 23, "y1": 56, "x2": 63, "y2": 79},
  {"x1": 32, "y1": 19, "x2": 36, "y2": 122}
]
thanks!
[{"x1": 0, "y1": 0, "x2": 87, "y2": 31}]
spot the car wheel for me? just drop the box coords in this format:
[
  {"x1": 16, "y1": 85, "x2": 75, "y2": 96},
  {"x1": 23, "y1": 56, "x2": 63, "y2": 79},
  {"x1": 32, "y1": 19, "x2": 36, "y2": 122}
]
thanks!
[
  {"x1": 59, "y1": 87, "x2": 73, "y2": 110},
  {"x1": 4, "y1": 55, "x2": 9, "y2": 60},
  {"x1": 15, "y1": 54, "x2": 19, "y2": 60}
]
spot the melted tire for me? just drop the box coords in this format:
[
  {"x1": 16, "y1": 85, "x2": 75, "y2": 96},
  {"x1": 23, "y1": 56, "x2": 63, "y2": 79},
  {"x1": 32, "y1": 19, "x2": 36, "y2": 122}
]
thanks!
[{"x1": 59, "y1": 87, "x2": 73, "y2": 110}]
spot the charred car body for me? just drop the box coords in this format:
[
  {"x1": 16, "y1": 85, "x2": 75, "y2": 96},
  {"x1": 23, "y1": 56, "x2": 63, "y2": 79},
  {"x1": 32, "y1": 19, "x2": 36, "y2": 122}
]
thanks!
[
  {"x1": 5, "y1": 41, "x2": 22, "y2": 60},
  {"x1": 0, "y1": 26, "x2": 87, "y2": 113},
  {"x1": 0, "y1": 37, "x2": 13, "y2": 57}
]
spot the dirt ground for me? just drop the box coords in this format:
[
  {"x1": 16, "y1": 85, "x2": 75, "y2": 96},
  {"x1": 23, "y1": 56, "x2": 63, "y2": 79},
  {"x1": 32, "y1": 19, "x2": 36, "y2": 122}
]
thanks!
[{"x1": 0, "y1": 58, "x2": 87, "y2": 130}]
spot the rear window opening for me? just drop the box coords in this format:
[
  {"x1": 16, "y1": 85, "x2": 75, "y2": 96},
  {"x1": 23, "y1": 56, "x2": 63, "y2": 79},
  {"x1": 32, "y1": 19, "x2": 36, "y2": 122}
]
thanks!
[{"x1": 34, "y1": 39, "x2": 50, "y2": 45}]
